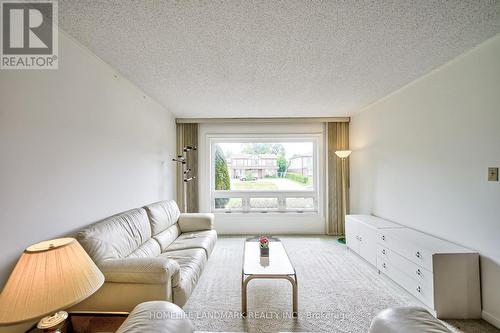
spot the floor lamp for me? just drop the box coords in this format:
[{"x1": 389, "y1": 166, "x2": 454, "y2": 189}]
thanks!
[
  {"x1": 335, "y1": 150, "x2": 351, "y2": 244},
  {"x1": 173, "y1": 145, "x2": 197, "y2": 213}
]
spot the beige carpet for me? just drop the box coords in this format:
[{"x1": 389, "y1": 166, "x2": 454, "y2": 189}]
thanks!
[{"x1": 184, "y1": 236, "x2": 499, "y2": 333}]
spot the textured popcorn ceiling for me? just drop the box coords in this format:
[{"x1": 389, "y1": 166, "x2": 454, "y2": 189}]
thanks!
[{"x1": 58, "y1": 1, "x2": 500, "y2": 118}]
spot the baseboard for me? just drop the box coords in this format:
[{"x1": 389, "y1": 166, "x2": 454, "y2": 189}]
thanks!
[{"x1": 482, "y1": 310, "x2": 500, "y2": 329}]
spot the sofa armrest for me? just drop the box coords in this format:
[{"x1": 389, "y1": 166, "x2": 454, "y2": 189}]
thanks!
[
  {"x1": 116, "y1": 301, "x2": 194, "y2": 333},
  {"x1": 178, "y1": 213, "x2": 214, "y2": 232},
  {"x1": 99, "y1": 257, "x2": 180, "y2": 286}
]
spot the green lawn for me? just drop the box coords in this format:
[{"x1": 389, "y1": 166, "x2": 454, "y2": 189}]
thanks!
[
  {"x1": 232, "y1": 181, "x2": 278, "y2": 190},
  {"x1": 227, "y1": 198, "x2": 242, "y2": 208}
]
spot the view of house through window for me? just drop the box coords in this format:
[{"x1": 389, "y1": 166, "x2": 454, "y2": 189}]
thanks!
[{"x1": 212, "y1": 140, "x2": 317, "y2": 212}]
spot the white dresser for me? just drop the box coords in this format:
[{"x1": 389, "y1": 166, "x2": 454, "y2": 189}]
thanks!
[
  {"x1": 345, "y1": 215, "x2": 405, "y2": 266},
  {"x1": 346, "y1": 215, "x2": 481, "y2": 319}
]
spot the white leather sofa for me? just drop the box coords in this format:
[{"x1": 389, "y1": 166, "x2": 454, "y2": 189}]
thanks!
[
  {"x1": 369, "y1": 307, "x2": 451, "y2": 333},
  {"x1": 116, "y1": 301, "x2": 195, "y2": 333},
  {"x1": 72, "y1": 200, "x2": 216, "y2": 312}
]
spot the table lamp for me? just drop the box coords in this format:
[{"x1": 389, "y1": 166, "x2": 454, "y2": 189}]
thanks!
[{"x1": 0, "y1": 237, "x2": 104, "y2": 332}]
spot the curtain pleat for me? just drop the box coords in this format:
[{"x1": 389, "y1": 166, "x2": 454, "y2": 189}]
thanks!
[
  {"x1": 176, "y1": 123, "x2": 199, "y2": 213},
  {"x1": 327, "y1": 122, "x2": 350, "y2": 236}
]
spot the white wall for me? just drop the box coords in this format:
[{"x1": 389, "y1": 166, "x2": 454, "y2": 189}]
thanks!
[
  {"x1": 198, "y1": 122, "x2": 326, "y2": 234},
  {"x1": 0, "y1": 29, "x2": 176, "y2": 302},
  {"x1": 350, "y1": 34, "x2": 500, "y2": 327}
]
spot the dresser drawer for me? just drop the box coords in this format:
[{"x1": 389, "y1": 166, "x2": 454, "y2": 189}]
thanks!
[
  {"x1": 409, "y1": 277, "x2": 434, "y2": 309},
  {"x1": 378, "y1": 232, "x2": 433, "y2": 272},
  {"x1": 377, "y1": 244, "x2": 434, "y2": 292},
  {"x1": 377, "y1": 256, "x2": 414, "y2": 292},
  {"x1": 376, "y1": 256, "x2": 434, "y2": 309}
]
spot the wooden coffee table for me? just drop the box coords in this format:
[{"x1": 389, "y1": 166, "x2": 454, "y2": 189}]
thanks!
[{"x1": 241, "y1": 237, "x2": 298, "y2": 317}]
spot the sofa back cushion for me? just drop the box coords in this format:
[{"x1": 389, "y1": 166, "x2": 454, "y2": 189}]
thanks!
[
  {"x1": 154, "y1": 224, "x2": 181, "y2": 252},
  {"x1": 144, "y1": 200, "x2": 180, "y2": 236},
  {"x1": 128, "y1": 238, "x2": 162, "y2": 259},
  {"x1": 76, "y1": 208, "x2": 152, "y2": 264}
]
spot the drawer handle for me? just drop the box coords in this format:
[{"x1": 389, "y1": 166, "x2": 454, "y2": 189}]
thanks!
[
  {"x1": 382, "y1": 249, "x2": 386, "y2": 255},
  {"x1": 416, "y1": 269, "x2": 421, "y2": 276},
  {"x1": 381, "y1": 235, "x2": 386, "y2": 241},
  {"x1": 416, "y1": 286, "x2": 422, "y2": 293},
  {"x1": 416, "y1": 251, "x2": 422, "y2": 258},
  {"x1": 382, "y1": 263, "x2": 386, "y2": 269}
]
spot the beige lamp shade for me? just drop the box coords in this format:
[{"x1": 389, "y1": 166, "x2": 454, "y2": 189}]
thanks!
[
  {"x1": 0, "y1": 237, "x2": 104, "y2": 326},
  {"x1": 335, "y1": 150, "x2": 352, "y2": 159}
]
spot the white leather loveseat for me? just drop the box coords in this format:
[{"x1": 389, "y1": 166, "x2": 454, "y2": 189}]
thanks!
[{"x1": 72, "y1": 200, "x2": 216, "y2": 312}]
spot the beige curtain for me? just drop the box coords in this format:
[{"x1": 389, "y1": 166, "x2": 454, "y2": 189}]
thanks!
[
  {"x1": 176, "y1": 123, "x2": 199, "y2": 213},
  {"x1": 327, "y1": 122, "x2": 350, "y2": 236}
]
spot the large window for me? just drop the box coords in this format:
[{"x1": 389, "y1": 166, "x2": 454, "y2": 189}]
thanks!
[{"x1": 211, "y1": 137, "x2": 318, "y2": 213}]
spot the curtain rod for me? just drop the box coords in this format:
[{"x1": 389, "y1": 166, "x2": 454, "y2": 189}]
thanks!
[{"x1": 176, "y1": 117, "x2": 350, "y2": 124}]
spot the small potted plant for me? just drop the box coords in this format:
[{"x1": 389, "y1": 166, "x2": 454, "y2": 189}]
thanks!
[{"x1": 259, "y1": 236, "x2": 269, "y2": 257}]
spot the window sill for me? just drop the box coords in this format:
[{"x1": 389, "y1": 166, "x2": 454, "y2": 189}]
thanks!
[{"x1": 213, "y1": 211, "x2": 319, "y2": 215}]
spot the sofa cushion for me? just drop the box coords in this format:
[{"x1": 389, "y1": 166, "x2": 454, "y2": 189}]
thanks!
[
  {"x1": 144, "y1": 200, "x2": 181, "y2": 236},
  {"x1": 369, "y1": 307, "x2": 451, "y2": 333},
  {"x1": 76, "y1": 208, "x2": 152, "y2": 264},
  {"x1": 116, "y1": 301, "x2": 194, "y2": 333},
  {"x1": 154, "y1": 224, "x2": 181, "y2": 252},
  {"x1": 160, "y1": 248, "x2": 207, "y2": 307},
  {"x1": 128, "y1": 238, "x2": 161, "y2": 259},
  {"x1": 165, "y1": 230, "x2": 217, "y2": 258}
]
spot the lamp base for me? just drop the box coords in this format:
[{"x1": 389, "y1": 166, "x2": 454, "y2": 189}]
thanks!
[{"x1": 36, "y1": 311, "x2": 68, "y2": 333}]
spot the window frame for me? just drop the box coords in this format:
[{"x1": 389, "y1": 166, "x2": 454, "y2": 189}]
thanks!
[{"x1": 208, "y1": 134, "x2": 320, "y2": 213}]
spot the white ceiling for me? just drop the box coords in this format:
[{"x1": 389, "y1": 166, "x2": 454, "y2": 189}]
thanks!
[{"x1": 58, "y1": 1, "x2": 500, "y2": 118}]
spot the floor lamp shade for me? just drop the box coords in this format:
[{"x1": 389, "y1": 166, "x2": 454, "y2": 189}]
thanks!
[
  {"x1": 334, "y1": 150, "x2": 351, "y2": 159},
  {"x1": 0, "y1": 238, "x2": 104, "y2": 326}
]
